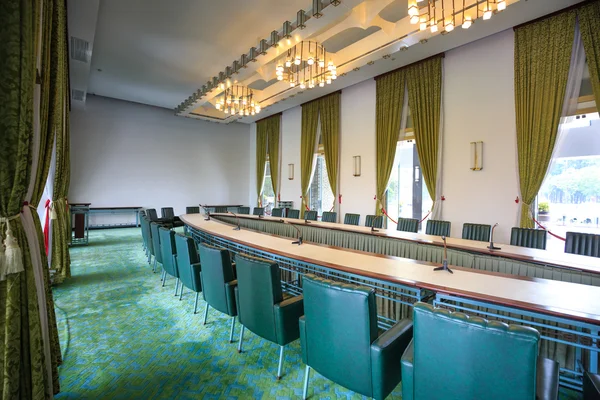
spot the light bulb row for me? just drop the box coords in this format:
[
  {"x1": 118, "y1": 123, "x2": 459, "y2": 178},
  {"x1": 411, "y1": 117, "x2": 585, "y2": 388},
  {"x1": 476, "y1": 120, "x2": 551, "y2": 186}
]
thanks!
[{"x1": 214, "y1": 85, "x2": 261, "y2": 116}]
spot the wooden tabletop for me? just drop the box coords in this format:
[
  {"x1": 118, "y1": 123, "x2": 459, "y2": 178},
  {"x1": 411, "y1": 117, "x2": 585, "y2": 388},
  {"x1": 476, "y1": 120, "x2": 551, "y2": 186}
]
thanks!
[
  {"x1": 208, "y1": 213, "x2": 600, "y2": 275},
  {"x1": 90, "y1": 206, "x2": 142, "y2": 210},
  {"x1": 182, "y1": 214, "x2": 600, "y2": 325}
]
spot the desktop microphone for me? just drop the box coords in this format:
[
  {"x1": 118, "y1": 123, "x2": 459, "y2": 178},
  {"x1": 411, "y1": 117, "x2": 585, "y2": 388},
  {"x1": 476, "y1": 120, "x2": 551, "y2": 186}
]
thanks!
[
  {"x1": 287, "y1": 221, "x2": 303, "y2": 245},
  {"x1": 370, "y1": 217, "x2": 379, "y2": 233},
  {"x1": 304, "y1": 213, "x2": 311, "y2": 224},
  {"x1": 433, "y1": 236, "x2": 453, "y2": 274},
  {"x1": 258, "y1": 213, "x2": 264, "y2": 219},
  {"x1": 201, "y1": 205, "x2": 210, "y2": 221},
  {"x1": 487, "y1": 223, "x2": 501, "y2": 250},
  {"x1": 228, "y1": 210, "x2": 241, "y2": 231}
]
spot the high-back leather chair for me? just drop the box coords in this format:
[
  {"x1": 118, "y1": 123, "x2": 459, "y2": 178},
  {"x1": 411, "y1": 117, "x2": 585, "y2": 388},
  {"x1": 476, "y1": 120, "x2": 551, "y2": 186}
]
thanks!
[
  {"x1": 150, "y1": 223, "x2": 163, "y2": 275},
  {"x1": 300, "y1": 275, "x2": 413, "y2": 400},
  {"x1": 397, "y1": 218, "x2": 419, "y2": 233},
  {"x1": 584, "y1": 371, "x2": 600, "y2": 399},
  {"x1": 321, "y1": 211, "x2": 337, "y2": 223},
  {"x1": 161, "y1": 207, "x2": 184, "y2": 227},
  {"x1": 186, "y1": 206, "x2": 200, "y2": 214},
  {"x1": 271, "y1": 208, "x2": 284, "y2": 217},
  {"x1": 158, "y1": 227, "x2": 180, "y2": 294},
  {"x1": 234, "y1": 254, "x2": 304, "y2": 380},
  {"x1": 401, "y1": 303, "x2": 559, "y2": 400},
  {"x1": 565, "y1": 232, "x2": 600, "y2": 258},
  {"x1": 145, "y1": 208, "x2": 159, "y2": 221},
  {"x1": 510, "y1": 227, "x2": 547, "y2": 250},
  {"x1": 214, "y1": 206, "x2": 228, "y2": 213},
  {"x1": 143, "y1": 218, "x2": 156, "y2": 266},
  {"x1": 304, "y1": 210, "x2": 318, "y2": 221},
  {"x1": 287, "y1": 209, "x2": 300, "y2": 219},
  {"x1": 462, "y1": 223, "x2": 491, "y2": 242},
  {"x1": 140, "y1": 216, "x2": 150, "y2": 258},
  {"x1": 253, "y1": 207, "x2": 265, "y2": 216},
  {"x1": 174, "y1": 233, "x2": 202, "y2": 313},
  {"x1": 365, "y1": 215, "x2": 383, "y2": 229},
  {"x1": 343, "y1": 213, "x2": 360, "y2": 226},
  {"x1": 198, "y1": 243, "x2": 238, "y2": 342},
  {"x1": 425, "y1": 220, "x2": 451, "y2": 237},
  {"x1": 238, "y1": 206, "x2": 250, "y2": 215}
]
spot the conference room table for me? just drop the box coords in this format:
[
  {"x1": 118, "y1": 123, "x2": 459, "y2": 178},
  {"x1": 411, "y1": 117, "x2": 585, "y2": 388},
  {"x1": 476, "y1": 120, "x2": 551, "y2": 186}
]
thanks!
[{"x1": 181, "y1": 213, "x2": 599, "y2": 391}]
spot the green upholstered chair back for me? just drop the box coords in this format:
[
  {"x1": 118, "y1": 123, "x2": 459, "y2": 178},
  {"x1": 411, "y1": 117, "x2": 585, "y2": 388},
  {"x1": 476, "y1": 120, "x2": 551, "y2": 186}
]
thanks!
[
  {"x1": 412, "y1": 303, "x2": 539, "y2": 400},
  {"x1": 146, "y1": 208, "x2": 159, "y2": 221},
  {"x1": 161, "y1": 207, "x2": 175, "y2": 219},
  {"x1": 253, "y1": 207, "x2": 265, "y2": 216},
  {"x1": 143, "y1": 218, "x2": 155, "y2": 255},
  {"x1": 397, "y1": 218, "x2": 419, "y2": 233},
  {"x1": 271, "y1": 208, "x2": 283, "y2": 217},
  {"x1": 186, "y1": 206, "x2": 200, "y2": 214},
  {"x1": 565, "y1": 232, "x2": 600, "y2": 257},
  {"x1": 238, "y1": 206, "x2": 250, "y2": 214},
  {"x1": 302, "y1": 275, "x2": 379, "y2": 397},
  {"x1": 425, "y1": 220, "x2": 451, "y2": 237},
  {"x1": 198, "y1": 244, "x2": 237, "y2": 316},
  {"x1": 158, "y1": 227, "x2": 178, "y2": 278},
  {"x1": 174, "y1": 233, "x2": 202, "y2": 292},
  {"x1": 343, "y1": 213, "x2": 360, "y2": 226},
  {"x1": 365, "y1": 215, "x2": 383, "y2": 229},
  {"x1": 150, "y1": 223, "x2": 162, "y2": 263},
  {"x1": 140, "y1": 216, "x2": 149, "y2": 247},
  {"x1": 510, "y1": 227, "x2": 547, "y2": 250},
  {"x1": 234, "y1": 254, "x2": 283, "y2": 344},
  {"x1": 305, "y1": 210, "x2": 318, "y2": 221},
  {"x1": 287, "y1": 209, "x2": 300, "y2": 219},
  {"x1": 214, "y1": 206, "x2": 228, "y2": 213},
  {"x1": 462, "y1": 223, "x2": 491, "y2": 242},
  {"x1": 321, "y1": 211, "x2": 337, "y2": 223}
]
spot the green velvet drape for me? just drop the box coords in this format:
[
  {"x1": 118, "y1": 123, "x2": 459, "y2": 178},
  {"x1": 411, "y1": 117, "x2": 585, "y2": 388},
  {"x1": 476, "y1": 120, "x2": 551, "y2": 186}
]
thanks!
[
  {"x1": 319, "y1": 93, "x2": 341, "y2": 215},
  {"x1": 514, "y1": 11, "x2": 576, "y2": 228},
  {"x1": 406, "y1": 56, "x2": 443, "y2": 212},
  {"x1": 265, "y1": 115, "x2": 281, "y2": 202},
  {"x1": 578, "y1": 1, "x2": 600, "y2": 107},
  {"x1": 255, "y1": 119, "x2": 269, "y2": 206},
  {"x1": 300, "y1": 101, "x2": 320, "y2": 218},
  {"x1": 374, "y1": 71, "x2": 406, "y2": 215}
]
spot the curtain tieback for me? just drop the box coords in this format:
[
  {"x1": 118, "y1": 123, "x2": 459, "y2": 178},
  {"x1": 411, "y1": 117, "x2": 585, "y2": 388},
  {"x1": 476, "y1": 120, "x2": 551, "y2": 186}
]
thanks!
[{"x1": 0, "y1": 210, "x2": 26, "y2": 281}]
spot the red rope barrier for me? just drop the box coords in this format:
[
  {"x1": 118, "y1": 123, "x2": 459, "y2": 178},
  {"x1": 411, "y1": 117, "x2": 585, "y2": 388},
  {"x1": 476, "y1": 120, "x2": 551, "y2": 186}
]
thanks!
[
  {"x1": 531, "y1": 216, "x2": 566, "y2": 242},
  {"x1": 419, "y1": 210, "x2": 431, "y2": 223},
  {"x1": 380, "y1": 208, "x2": 397, "y2": 225}
]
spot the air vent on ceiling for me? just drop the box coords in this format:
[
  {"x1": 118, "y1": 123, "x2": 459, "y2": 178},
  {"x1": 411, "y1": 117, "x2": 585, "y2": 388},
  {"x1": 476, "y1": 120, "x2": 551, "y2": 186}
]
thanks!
[
  {"x1": 71, "y1": 89, "x2": 86, "y2": 102},
  {"x1": 70, "y1": 36, "x2": 90, "y2": 63}
]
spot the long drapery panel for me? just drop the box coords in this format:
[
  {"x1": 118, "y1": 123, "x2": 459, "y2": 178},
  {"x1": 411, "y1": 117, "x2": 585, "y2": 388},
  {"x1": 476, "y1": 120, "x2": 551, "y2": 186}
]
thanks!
[
  {"x1": 265, "y1": 115, "x2": 281, "y2": 204},
  {"x1": 255, "y1": 118, "x2": 269, "y2": 206},
  {"x1": 578, "y1": 1, "x2": 600, "y2": 106},
  {"x1": 300, "y1": 101, "x2": 320, "y2": 218},
  {"x1": 319, "y1": 93, "x2": 341, "y2": 215}
]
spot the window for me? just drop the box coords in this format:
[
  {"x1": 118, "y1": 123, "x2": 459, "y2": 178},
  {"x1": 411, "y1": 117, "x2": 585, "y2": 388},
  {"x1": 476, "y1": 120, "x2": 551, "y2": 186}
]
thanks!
[
  {"x1": 309, "y1": 152, "x2": 335, "y2": 216},
  {"x1": 261, "y1": 161, "x2": 275, "y2": 213}
]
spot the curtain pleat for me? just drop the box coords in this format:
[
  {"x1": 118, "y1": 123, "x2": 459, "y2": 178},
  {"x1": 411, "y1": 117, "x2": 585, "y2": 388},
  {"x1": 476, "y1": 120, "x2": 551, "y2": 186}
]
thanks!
[
  {"x1": 514, "y1": 11, "x2": 576, "y2": 228},
  {"x1": 265, "y1": 115, "x2": 281, "y2": 203},
  {"x1": 320, "y1": 92, "x2": 341, "y2": 214},
  {"x1": 300, "y1": 101, "x2": 320, "y2": 218},
  {"x1": 578, "y1": 1, "x2": 600, "y2": 106},
  {"x1": 255, "y1": 119, "x2": 269, "y2": 206}
]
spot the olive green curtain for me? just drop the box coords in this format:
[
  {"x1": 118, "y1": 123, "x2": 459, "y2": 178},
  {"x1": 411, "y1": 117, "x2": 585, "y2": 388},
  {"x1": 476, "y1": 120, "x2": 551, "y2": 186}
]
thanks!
[
  {"x1": 255, "y1": 119, "x2": 269, "y2": 206},
  {"x1": 319, "y1": 93, "x2": 341, "y2": 214},
  {"x1": 0, "y1": 0, "x2": 56, "y2": 398},
  {"x1": 265, "y1": 115, "x2": 281, "y2": 202},
  {"x1": 514, "y1": 11, "x2": 576, "y2": 228},
  {"x1": 406, "y1": 56, "x2": 443, "y2": 212},
  {"x1": 300, "y1": 100, "x2": 320, "y2": 218},
  {"x1": 578, "y1": 1, "x2": 600, "y2": 106},
  {"x1": 375, "y1": 71, "x2": 406, "y2": 215},
  {"x1": 50, "y1": 0, "x2": 71, "y2": 283}
]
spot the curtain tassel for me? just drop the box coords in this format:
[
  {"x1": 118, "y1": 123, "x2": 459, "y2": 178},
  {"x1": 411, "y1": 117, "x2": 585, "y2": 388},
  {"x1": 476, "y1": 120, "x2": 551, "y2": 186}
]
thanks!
[
  {"x1": 0, "y1": 241, "x2": 6, "y2": 281},
  {"x1": 50, "y1": 201, "x2": 58, "y2": 220},
  {"x1": 0, "y1": 214, "x2": 25, "y2": 279}
]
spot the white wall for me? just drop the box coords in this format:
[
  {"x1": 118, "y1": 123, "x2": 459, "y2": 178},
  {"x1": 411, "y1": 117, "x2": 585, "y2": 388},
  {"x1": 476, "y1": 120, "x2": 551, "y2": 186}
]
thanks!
[
  {"x1": 278, "y1": 107, "x2": 302, "y2": 206},
  {"x1": 70, "y1": 95, "x2": 251, "y2": 224}
]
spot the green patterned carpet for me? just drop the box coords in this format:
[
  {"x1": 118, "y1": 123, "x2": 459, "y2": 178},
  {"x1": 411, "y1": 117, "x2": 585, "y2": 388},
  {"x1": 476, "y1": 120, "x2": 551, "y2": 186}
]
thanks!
[{"x1": 53, "y1": 228, "x2": 582, "y2": 399}]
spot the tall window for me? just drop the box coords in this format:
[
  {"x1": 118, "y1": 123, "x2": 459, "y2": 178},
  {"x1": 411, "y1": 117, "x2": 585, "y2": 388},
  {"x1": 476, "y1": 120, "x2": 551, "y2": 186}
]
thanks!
[
  {"x1": 309, "y1": 143, "x2": 334, "y2": 215},
  {"x1": 537, "y1": 61, "x2": 600, "y2": 244},
  {"x1": 261, "y1": 160, "x2": 275, "y2": 213}
]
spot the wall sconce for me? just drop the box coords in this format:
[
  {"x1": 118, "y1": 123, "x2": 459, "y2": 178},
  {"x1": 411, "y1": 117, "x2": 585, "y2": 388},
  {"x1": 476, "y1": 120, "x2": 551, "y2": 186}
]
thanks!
[
  {"x1": 470, "y1": 141, "x2": 483, "y2": 171},
  {"x1": 353, "y1": 156, "x2": 361, "y2": 177},
  {"x1": 288, "y1": 163, "x2": 294, "y2": 180}
]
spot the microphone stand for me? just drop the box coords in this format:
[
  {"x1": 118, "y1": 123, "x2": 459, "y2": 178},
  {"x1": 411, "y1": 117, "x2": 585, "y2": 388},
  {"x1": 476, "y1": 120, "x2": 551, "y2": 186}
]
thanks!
[
  {"x1": 434, "y1": 236, "x2": 453, "y2": 274},
  {"x1": 487, "y1": 223, "x2": 501, "y2": 250},
  {"x1": 287, "y1": 221, "x2": 303, "y2": 245},
  {"x1": 201, "y1": 205, "x2": 210, "y2": 221},
  {"x1": 228, "y1": 211, "x2": 241, "y2": 231}
]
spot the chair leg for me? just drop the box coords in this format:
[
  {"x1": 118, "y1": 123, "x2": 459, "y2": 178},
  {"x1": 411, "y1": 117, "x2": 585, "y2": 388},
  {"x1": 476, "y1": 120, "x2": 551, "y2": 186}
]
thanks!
[
  {"x1": 194, "y1": 292, "x2": 199, "y2": 314},
  {"x1": 229, "y1": 316, "x2": 235, "y2": 343},
  {"x1": 276, "y1": 345, "x2": 285, "y2": 380},
  {"x1": 203, "y1": 303, "x2": 209, "y2": 324},
  {"x1": 162, "y1": 273, "x2": 168, "y2": 287},
  {"x1": 238, "y1": 325, "x2": 245, "y2": 353},
  {"x1": 174, "y1": 279, "x2": 179, "y2": 296},
  {"x1": 152, "y1": 258, "x2": 157, "y2": 273},
  {"x1": 179, "y1": 286, "x2": 184, "y2": 301},
  {"x1": 302, "y1": 365, "x2": 311, "y2": 399}
]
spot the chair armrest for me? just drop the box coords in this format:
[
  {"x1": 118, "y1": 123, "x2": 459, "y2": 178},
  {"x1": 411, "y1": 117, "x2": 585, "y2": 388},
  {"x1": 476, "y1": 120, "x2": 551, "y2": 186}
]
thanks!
[
  {"x1": 400, "y1": 339, "x2": 414, "y2": 400},
  {"x1": 190, "y1": 262, "x2": 202, "y2": 291},
  {"x1": 299, "y1": 316, "x2": 308, "y2": 364},
  {"x1": 224, "y1": 280, "x2": 238, "y2": 316},
  {"x1": 584, "y1": 371, "x2": 600, "y2": 400},
  {"x1": 274, "y1": 295, "x2": 304, "y2": 346},
  {"x1": 370, "y1": 319, "x2": 413, "y2": 400}
]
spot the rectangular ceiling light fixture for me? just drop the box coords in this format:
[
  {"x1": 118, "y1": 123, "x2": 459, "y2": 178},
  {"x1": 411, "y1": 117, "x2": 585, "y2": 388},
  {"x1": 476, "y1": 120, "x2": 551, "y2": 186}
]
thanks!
[
  {"x1": 297, "y1": 10, "x2": 307, "y2": 29},
  {"x1": 258, "y1": 39, "x2": 269, "y2": 55},
  {"x1": 313, "y1": 0, "x2": 323, "y2": 18}
]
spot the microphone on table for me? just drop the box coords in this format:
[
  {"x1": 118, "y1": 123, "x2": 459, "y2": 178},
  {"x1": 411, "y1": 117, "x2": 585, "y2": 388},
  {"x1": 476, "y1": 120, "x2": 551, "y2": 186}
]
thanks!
[
  {"x1": 433, "y1": 236, "x2": 453, "y2": 274},
  {"x1": 201, "y1": 204, "x2": 210, "y2": 221},
  {"x1": 228, "y1": 210, "x2": 241, "y2": 231},
  {"x1": 370, "y1": 217, "x2": 379, "y2": 233},
  {"x1": 304, "y1": 213, "x2": 311, "y2": 224},
  {"x1": 258, "y1": 213, "x2": 264, "y2": 219},
  {"x1": 286, "y1": 221, "x2": 303, "y2": 245},
  {"x1": 487, "y1": 223, "x2": 501, "y2": 251}
]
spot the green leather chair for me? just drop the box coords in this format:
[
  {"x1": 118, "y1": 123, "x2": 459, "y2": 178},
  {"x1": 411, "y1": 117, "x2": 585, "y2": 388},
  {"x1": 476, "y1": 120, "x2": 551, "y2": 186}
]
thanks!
[
  {"x1": 186, "y1": 206, "x2": 200, "y2": 214},
  {"x1": 304, "y1": 210, "x2": 318, "y2": 221},
  {"x1": 158, "y1": 226, "x2": 181, "y2": 293},
  {"x1": 321, "y1": 211, "x2": 337, "y2": 223},
  {"x1": 401, "y1": 302, "x2": 559, "y2": 400},
  {"x1": 287, "y1": 209, "x2": 300, "y2": 219},
  {"x1": 161, "y1": 207, "x2": 184, "y2": 228},
  {"x1": 214, "y1": 206, "x2": 228, "y2": 213},
  {"x1": 140, "y1": 216, "x2": 150, "y2": 261},
  {"x1": 234, "y1": 254, "x2": 304, "y2": 380},
  {"x1": 510, "y1": 227, "x2": 547, "y2": 250},
  {"x1": 462, "y1": 223, "x2": 491, "y2": 242},
  {"x1": 365, "y1": 215, "x2": 383, "y2": 229},
  {"x1": 238, "y1": 206, "x2": 250, "y2": 215},
  {"x1": 565, "y1": 232, "x2": 600, "y2": 258},
  {"x1": 174, "y1": 233, "x2": 202, "y2": 313},
  {"x1": 344, "y1": 213, "x2": 361, "y2": 226},
  {"x1": 150, "y1": 222, "x2": 164, "y2": 275},
  {"x1": 300, "y1": 275, "x2": 413, "y2": 400},
  {"x1": 198, "y1": 243, "x2": 238, "y2": 342},
  {"x1": 397, "y1": 218, "x2": 419, "y2": 233},
  {"x1": 253, "y1": 207, "x2": 265, "y2": 216},
  {"x1": 145, "y1": 208, "x2": 171, "y2": 225},
  {"x1": 584, "y1": 371, "x2": 600, "y2": 399},
  {"x1": 425, "y1": 220, "x2": 451, "y2": 237},
  {"x1": 271, "y1": 208, "x2": 284, "y2": 217}
]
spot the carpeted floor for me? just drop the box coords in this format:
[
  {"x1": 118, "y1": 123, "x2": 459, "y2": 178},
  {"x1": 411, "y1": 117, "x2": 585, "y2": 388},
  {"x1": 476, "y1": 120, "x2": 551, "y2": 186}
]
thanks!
[{"x1": 53, "y1": 228, "x2": 583, "y2": 399}]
